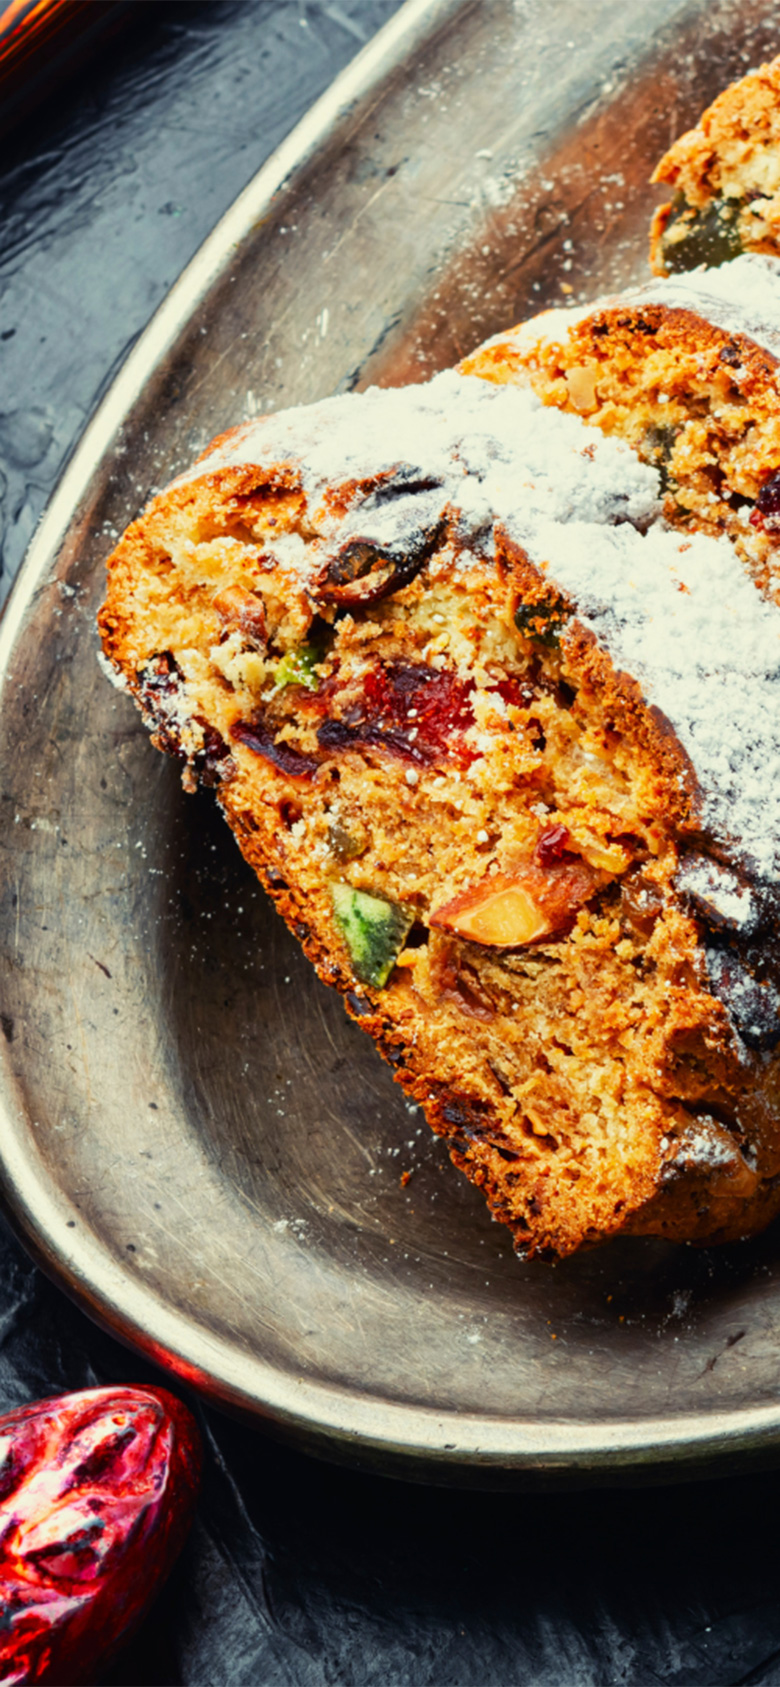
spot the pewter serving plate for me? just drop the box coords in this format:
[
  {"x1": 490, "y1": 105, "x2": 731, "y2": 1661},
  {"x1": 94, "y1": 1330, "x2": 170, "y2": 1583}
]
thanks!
[{"x1": 4, "y1": 0, "x2": 780, "y2": 1486}]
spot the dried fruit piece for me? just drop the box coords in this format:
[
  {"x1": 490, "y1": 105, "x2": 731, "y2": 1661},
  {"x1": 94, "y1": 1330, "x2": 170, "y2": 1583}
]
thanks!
[
  {"x1": 750, "y1": 468, "x2": 780, "y2": 532},
  {"x1": 0, "y1": 1385, "x2": 201, "y2": 1686},
  {"x1": 534, "y1": 824, "x2": 572, "y2": 867},
  {"x1": 327, "y1": 819, "x2": 369, "y2": 862},
  {"x1": 136, "y1": 655, "x2": 233, "y2": 789},
  {"x1": 318, "y1": 661, "x2": 475, "y2": 768},
  {"x1": 331, "y1": 883, "x2": 414, "y2": 986},
  {"x1": 317, "y1": 539, "x2": 425, "y2": 607},
  {"x1": 431, "y1": 859, "x2": 602, "y2": 949},
  {"x1": 514, "y1": 594, "x2": 568, "y2": 649},
  {"x1": 231, "y1": 714, "x2": 320, "y2": 780},
  {"x1": 431, "y1": 876, "x2": 552, "y2": 947},
  {"x1": 314, "y1": 482, "x2": 444, "y2": 606}
]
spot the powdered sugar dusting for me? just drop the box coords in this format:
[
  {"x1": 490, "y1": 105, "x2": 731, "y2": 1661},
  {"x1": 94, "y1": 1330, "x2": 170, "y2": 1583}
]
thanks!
[
  {"x1": 179, "y1": 371, "x2": 660, "y2": 540},
  {"x1": 617, "y1": 253, "x2": 780, "y2": 361},
  {"x1": 704, "y1": 948, "x2": 780, "y2": 1052},
  {"x1": 96, "y1": 646, "x2": 129, "y2": 693},
  {"x1": 675, "y1": 857, "x2": 758, "y2": 930},
  {"x1": 531, "y1": 518, "x2": 780, "y2": 878},
  {"x1": 481, "y1": 252, "x2": 780, "y2": 362}
]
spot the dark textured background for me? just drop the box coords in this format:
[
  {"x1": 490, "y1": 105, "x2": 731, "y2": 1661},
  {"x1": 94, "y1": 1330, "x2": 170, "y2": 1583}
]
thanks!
[{"x1": 3, "y1": 4, "x2": 780, "y2": 1683}]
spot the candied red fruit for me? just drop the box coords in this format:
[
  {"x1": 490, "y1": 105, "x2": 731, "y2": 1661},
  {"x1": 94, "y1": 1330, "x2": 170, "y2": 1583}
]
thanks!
[
  {"x1": 319, "y1": 661, "x2": 476, "y2": 767},
  {"x1": 496, "y1": 676, "x2": 538, "y2": 711}
]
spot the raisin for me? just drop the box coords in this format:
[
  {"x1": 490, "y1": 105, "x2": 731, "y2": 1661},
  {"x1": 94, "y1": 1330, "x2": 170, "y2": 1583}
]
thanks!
[
  {"x1": 193, "y1": 719, "x2": 233, "y2": 787},
  {"x1": 231, "y1": 716, "x2": 319, "y2": 779},
  {"x1": 137, "y1": 657, "x2": 232, "y2": 786},
  {"x1": 750, "y1": 469, "x2": 780, "y2": 532},
  {"x1": 535, "y1": 824, "x2": 572, "y2": 867},
  {"x1": 435, "y1": 950, "x2": 496, "y2": 1022},
  {"x1": 620, "y1": 871, "x2": 663, "y2": 937},
  {"x1": 327, "y1": 819, "x2": 367, "y2": 861},
  {"x1": 136, "y1": 652, "x2": 186, "y2": 758},
  {"x1": 136, "y1": 650, "x2": 181, "y2": 708}
]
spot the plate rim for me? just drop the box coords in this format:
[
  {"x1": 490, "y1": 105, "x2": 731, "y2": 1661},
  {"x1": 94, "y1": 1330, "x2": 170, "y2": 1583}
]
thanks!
[{"x1": 3, "y1": 0, "x2": 780, "y2": 1484}]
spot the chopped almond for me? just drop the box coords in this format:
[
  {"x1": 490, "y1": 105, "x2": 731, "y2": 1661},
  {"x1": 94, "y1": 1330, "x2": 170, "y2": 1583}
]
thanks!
[{"x1": 564, "y1": 361, "x2": 600, "y2": 413}]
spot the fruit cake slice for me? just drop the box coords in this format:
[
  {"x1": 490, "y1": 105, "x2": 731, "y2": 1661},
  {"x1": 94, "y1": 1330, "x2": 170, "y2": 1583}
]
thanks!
[
  {"x1": 99, "y1": 370, "x2": 780, "y2": 1259},
  {"x1": 650, "y1": 55, "x2": 780, "y2": 275},
  {"x1": 460, "y1": 253, "x2": 780, "y2": 593}
]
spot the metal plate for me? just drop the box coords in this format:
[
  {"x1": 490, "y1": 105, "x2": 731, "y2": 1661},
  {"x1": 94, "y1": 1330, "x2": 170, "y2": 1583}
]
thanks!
[{"x1": 3, "y1": 0, "x2": 780, "y2": 1486}]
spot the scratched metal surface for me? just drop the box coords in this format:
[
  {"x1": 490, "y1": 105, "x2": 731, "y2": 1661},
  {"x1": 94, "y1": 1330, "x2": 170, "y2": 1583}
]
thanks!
[
  {"x1": 5, "y1": 0, "x2": 780, "y2": 1488},
  {"x1": 4, "y1": 1, "x2": 780, "y2": 1682}
]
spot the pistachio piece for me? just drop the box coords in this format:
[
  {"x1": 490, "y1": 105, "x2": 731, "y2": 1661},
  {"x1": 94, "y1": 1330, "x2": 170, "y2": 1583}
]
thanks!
[
  {"x1": 331, "y1": 884, "x2": 414, "y2": 987},
  {"x1": 274, "y1": 644, "x2": 322, "y2": 691}
]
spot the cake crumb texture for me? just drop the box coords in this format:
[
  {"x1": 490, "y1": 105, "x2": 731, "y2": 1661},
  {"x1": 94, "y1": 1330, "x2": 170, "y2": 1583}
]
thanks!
[{"x1": 99, "y1": 363, "x2": 780, "y2": 1258}]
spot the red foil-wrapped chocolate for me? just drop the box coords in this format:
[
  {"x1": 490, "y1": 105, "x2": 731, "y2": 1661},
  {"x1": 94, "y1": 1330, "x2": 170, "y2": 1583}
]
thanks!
[{"x1": 0, "y1": 1384, "x2": 202, "y2": 1685}]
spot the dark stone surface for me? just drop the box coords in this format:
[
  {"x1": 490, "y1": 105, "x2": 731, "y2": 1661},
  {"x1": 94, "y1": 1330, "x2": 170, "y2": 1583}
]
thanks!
[{"x1": 3, "y1": 4, "x2": 780, "y2": 1683}]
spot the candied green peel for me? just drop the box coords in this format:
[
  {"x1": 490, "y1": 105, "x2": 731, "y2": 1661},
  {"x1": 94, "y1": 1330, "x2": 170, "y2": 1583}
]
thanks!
[
  {"x1": 660, "y1": 193, "x2": 744, "y2": 273},
  {"x1": 330, "y1": 884, "x2": 414, "y2": 988}
]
